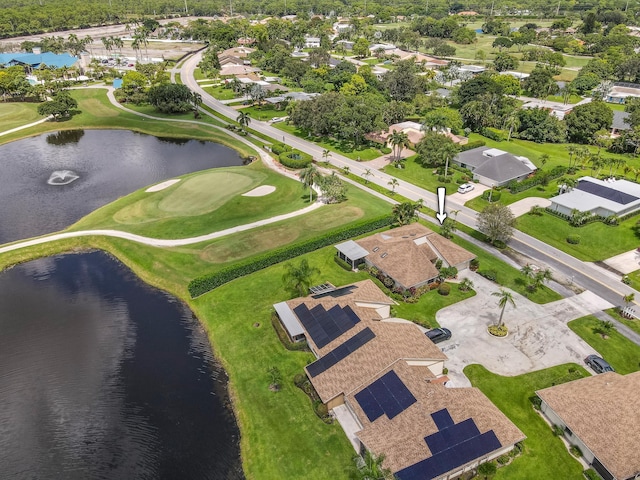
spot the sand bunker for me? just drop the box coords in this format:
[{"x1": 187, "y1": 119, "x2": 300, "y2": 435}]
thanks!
[
  {"x1": 146, "y1": 179, "x2": 180, "y2": 192},
  {"x1": 242, "y1": 185, "x2": 276, "y2": 197}
]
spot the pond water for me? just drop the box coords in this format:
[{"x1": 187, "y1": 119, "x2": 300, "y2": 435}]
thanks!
[
  {"x1": 0, "y1": 129, "x2": 244, "y2": 244},
  {"x1": 0, "y1": 251, "x2": 244, "y2": 479}
]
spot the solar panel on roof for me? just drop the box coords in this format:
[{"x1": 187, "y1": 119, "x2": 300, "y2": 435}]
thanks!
[
  {"x1": 354, "y1": 388, "x2": 385, "y2": 422},
  {"x1": 306, "y1": 328, "x2": 375, "y2": 378},
  {"x1": 342, "y1": 305, "x2": 361, "y2": 325},
  {"x1": 577, "y1": 180, "x2": 639, "y2": 205},
  {"x1": 309, "y1": 282, "x2": 337, "y2": 295},
  {"x1": 396, "y1": 416, "x2": 502, "y2": 480},
  {"x1": 294, "y1": 303, "x2": 362, "y2": 349},
  {"x1": 431, "y1": 409, "x2": 454, "y2": 430}
]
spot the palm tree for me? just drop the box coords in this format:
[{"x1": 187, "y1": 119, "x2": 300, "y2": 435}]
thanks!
[
  {"x1": 362, "y1": 168, "x2": 373, "y2": 184},
  {"x1": 342, "y1": 165, "x2": 351, "y2": 176},
  {"x1": 388, "y1": 178, "x2": 399, "y2": 193},
  {"x1": 566, "y1": 145, "x2": 577, "y2": 169},
  {"x1": 623, "y1": 293, "x2": 635, "y2": 306},
  {"x1": 191, "y1": 92, "x2": 202, "y2": 118},
  {"x1": 492, "y1": 289, "x2": 516, "y2": 328},
  {"x1": 322, "y1": 149, "x2": 332, "y2": 163},
  {"x1": 299, "y1": 164, "x2": 321, "y2": 203},
  {"x1": 282, "y1": 259, "x2": 319, "y2": 297},
  {"x1": 349, "y1": 451, "x2": 395, "y2": 480},
  {"x1": 440, "y1": 141, "x2": 460, "y2": 180},
  {"x1": 503, "y1": 113, "x2": 520, "y2": 142},
  {"x1": 388, "y1": 130, "x2": 409, "y2": 163},
  {"x1": 236, "y1": 111, "x2": 251, "y2": 132},
  {"x1": 392, "y1": 202, "x2": 419, "y2": 226}
]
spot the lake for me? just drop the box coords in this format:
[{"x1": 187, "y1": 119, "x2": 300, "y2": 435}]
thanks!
[{"x1": 0, "y1": 251, "x2": 243, "y2": 479}]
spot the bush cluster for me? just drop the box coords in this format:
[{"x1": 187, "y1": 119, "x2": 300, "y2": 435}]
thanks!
[
  {"x1": 566, "y1": 234, "x2": 581, "y2": 244},
  {"x1": 380, "y1": 146, "x2": 392, "y2": 154},
  {"x1": 482, "y1": 127, "x2": 507, "y2": 142},
  {"x1": 508, "y1": 166, "x2": 567, "y2": 194},
  {"x1": 460, "y1": 140, "x2": 486, "y2": 151},
  {"x1": 270, "y1": 142, "x2": 291, "y2": 155},
  {"x1": 188, "y1": 216, "x2": 394, "y2": 297},
  {"x1": 481, "y1": 190, "x2": 501, "y2": 202},
  {"x1": 478, "y1": 269, "x2": 498, "y2": 282},
  {"x1": 438, "y1": 283, "x2": 451, "y2": 296},
  {"x1": 279, "y1": 150, "x2": 312, "y2": 169}
]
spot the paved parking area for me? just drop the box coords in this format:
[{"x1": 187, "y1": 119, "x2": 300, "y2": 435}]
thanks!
[{"x1": 435, "y1": 272, "x2": 613, "y2": 387}]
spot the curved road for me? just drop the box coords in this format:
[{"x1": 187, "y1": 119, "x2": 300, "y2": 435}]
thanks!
[{"x1": 181, "y1": 51, "x2": 640, "y2": 318}]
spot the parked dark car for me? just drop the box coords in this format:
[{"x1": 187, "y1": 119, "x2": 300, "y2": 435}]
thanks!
[
  {"x1": 426, "y1": 328, "x2": 452, "y2": 344},
  {"x1": 584, "y1": 355, "x2": 615, "y2": 374}
]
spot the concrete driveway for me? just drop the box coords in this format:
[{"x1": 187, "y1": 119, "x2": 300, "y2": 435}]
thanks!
[
  {"x1": 508, "y1": 197, "x2": 552, "y2": 217},
  {"x1": 447, "y1": 184, "x2": 489, "y2": 205},
  {"x1": 435, "y1": 272, "x2": 613, "y2": 387}
]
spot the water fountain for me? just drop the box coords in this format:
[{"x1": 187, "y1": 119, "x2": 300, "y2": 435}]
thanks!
[{"x1": 47, "y1": 170, "x2": 79, "y2": 186}]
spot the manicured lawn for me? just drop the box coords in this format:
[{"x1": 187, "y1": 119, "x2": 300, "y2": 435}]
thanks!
[
  {"x1": 393, "y1": 284, "x2": 476, "y2": 328},
  {"x1": 568, "y1": 315, "x2": 640, "y2": 374},
  {"x1": 71, "y1": 161, "x2": 311, "y2": 238},
  {"x1": 383, "y1": 155, "x2": 481, "y2": 196},
  {"x1": 121, "y1": 102, "x2": 225, "y2": 126},
  {"x1": 464, "y1": 364, "x2": 589, "y2": 480},
  {"x1": 0, "y1": 101, "x2": 44, "y2": 132},
  {"x1": 517, "y1": 211, "x2": 640, "y2": 262},
  {"x1": 273, "y1": 122, "x2": 384, "y2": 161},
  {"x1": 202, "y1": 84, "x2": 239, "y2": 100},
  {"x1": 237, "y1": 104, "x2": 288, "y2": 121},
  {"x1": 546, "y1": 94, "x2": 583, "y2": 104},
  {"x1": 605, "y1": 308, "x2": 640, "y2": 336},
  {"x1": 465, "y1": 183, "x2": 559, "y2": 209}
]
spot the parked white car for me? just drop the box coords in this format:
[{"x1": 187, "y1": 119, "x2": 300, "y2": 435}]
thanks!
[{"x1": 457, "y1": 183, "x2": 475, "y2": 194}]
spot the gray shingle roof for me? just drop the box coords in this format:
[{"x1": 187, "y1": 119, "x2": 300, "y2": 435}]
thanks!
[
  {"x1": 612, "y1": 110, "x2": 631, "y2": 131},
  {"x1": 455, "y1": 147, "x2": 535, "y2": 184}
]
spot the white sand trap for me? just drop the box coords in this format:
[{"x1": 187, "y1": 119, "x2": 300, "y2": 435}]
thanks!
[
  {"x1": 242, "y1": 185, "x2": 276, "y2": 197},
  {"x1": 146, "y1": 179, "x2": 180, "y2": 192}
]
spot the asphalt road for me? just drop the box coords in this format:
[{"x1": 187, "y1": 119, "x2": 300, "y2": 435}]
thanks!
[{"x1": 181, "y1": 52, "x2": 640, "y2": 332}]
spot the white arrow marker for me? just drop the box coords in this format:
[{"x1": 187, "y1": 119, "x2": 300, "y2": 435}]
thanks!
[{"x1": 436, "y1": 187, "x2": 447, "y2": 225}]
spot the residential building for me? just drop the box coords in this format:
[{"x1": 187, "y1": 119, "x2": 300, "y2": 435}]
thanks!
[
  {"x1": 537, "y1": 372, "x2": 640, "y2": 480},
  {"x1": 606, "y1": 83, "x2": 640, "y2": 104},
  {"x1": 521, "y1": 100, "x2": 574, "y2": 120},
  {"x1": 611, "y1": 110, "x2": 631, "y2": 137},
  {"x1": 549, "y1": 176, "x2": 640, "y2": 217},
  {"x1": 304, "y1": 36, "x2": 321, "y2": 49},
  {"x1": 366, "y1": 121, "x2": 467, "y2": 147},
  {"x1": 335, "y1": 223, "x2": 476, "y2": 289},
  {"x1": 273, "y1": 279, "x2": 525, "y2": 479},
  {"x1": 0, "y1": 51, "x2": 78, "y2": 71},
  {"x1": 453, "y1": 147, "x2": 537, "y2": 187},
  {"x1": 459, "y1": 65, "x2": 486, "y2": 75}
]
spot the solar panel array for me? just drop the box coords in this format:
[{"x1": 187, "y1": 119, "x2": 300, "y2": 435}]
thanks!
[
  {"x1": 309, "y1": 282, "x2": 337, "y2": 295},
  {"x1": 396, "y1": 409, "x2": 502, "y2": 480},
  {"x1": 354, "y1": 370, "x2": 417, "y2": 422},
  {"x1": 577, "y1": 180, "x2": 639, "y2": 205},
  {"x1": 293, "y1": 303, "x2": 361, "y2": 349},
  {"x1": 306, "y1": 327, "x2": 375, "y2": 378}
]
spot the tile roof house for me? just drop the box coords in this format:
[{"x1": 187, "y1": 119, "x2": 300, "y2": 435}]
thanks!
[
  {"x1": 366, "y1": 122, "x2": 467, "y2": 149},
  {"x1": 453, "y1": 147, "x2": 537, "y2": 187},
  {"x1": 549, "y1": 176, "x2": 640, "y2": 217},
  {"x1": 273, "y1": 279, "x2": 525, "y2": 479},
  {"x1": 350, "y1": 361, "x2": 525, "y2": 479},
  {"x1": 335, "y1": 224, "x2": 475, "y2": 289},
  {"x1": 537, "y1": 371, "x2": 640, "y2": 480}
]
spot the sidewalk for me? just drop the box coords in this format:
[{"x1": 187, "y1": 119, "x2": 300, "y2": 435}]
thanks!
[{"x1": 0, "y1": 115, "x2": 52, "y2": 137}]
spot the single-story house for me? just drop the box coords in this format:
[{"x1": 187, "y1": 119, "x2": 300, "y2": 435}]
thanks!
[
  {"x1": 264, "y1": 91, "x2": 320, "y2": 107},
  {"x1": 366, "y1": 122, "x2": 467, "y2": 148},
  {"x1": 500, "y1": 71, "x2": 530, "y2": 80},
  {"x1": 304, "y1": 36, "x2": 321, "y2": 48},
  {"x1": 391, "y1": 49, "x2": 449, "y2": 68},
  {"x1": 335, "y1": 39, "x2": 354, "y2": 50},
  {"x1": 350, "y1": 361, "x2": 525, "y2": 480},
  {"x1": 459, "y1": 64, "x2": 486, "y2": 75},
  {"x1": 0, "y1": 51, "x2": 78, "y2": 70},
  {"x1": 611, "y1": 110, "x2": 631, "y2": 137},
  {"x1": 219, "y1": 65, "x2": 261, "y2": 76},
  {"x1": 453, "y1": 147, "x2": 536, "y2": 187},
  {"x1": 457, "y1": 10, "x2": 479, "y2": 15},
  {"x1": 606, "y1": 83, "x2": 640, "y2": 104},
  {"x1": 549, "y1": 176, "x2": 640, "y2": 217},
  {"x1": 335, "y1": 223, "x2": 476, "y2": 290},
  {"x1": 369, "y1": 43, "x2": 397, "y2": 54},
  {"x1": 537, "y1": 371, "x2": 640, "y2": 480},
  {"x1": 521, "y1": 101, "x2": 574, "y2": 120},
  {"x1": 219, "y1": 46, "x2": 255, "y2": 59}
]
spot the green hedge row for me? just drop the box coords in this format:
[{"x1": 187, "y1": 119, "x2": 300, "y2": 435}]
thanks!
[
  {"x1": 270, "y1": 142, "x2": 291, "y2": 155},
  {"x1": 460, "y1": 140, "x2": 486, "y2": 151},
  {"x1": 187, "y1": 215, "x2": 394, "y2": 297},
  {"x1": 482, "y1": 127, "x2": 506, "y2": 142},
  {"x1": 279, "y1": 150, "x2": 312, "y2": 169},
  {"x1": 508, "y1": 166, "x2": 567, "y2": 194}
]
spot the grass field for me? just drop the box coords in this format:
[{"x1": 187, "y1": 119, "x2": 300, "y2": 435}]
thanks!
[
  {"x1": 71, "y1": 162, "x2": 311, "y2": 239},
  {"x1": 568, "y1": 315, "x2": 640, "y2": 374},
  {"x1": 237, "y1": 104, "x2": 288, "y2": 121},
  {"x1": 274, "y1": 122, "x2": 384, "y2": 161},
  {"x1": 121, "y1": 102, "x2": 225, "y2": 126},
  {"x1": 605, "y1": 308, "x2": 640, "y2": 336},
  {"x1": 0, "y1": 102, "x2": 43, "y2": 132},
  {"x1": 465, "y1": 364, "x2": 588, "y2": 480},
  {"x1": 382, "y1": 155, "x2": 469, "y2": 196},
  {"x1": 517, "y1": 211, "x2": 640, "y2": 262},
  {"x1": 203, "y1": 84, "x2": 241, "y2": 101}
]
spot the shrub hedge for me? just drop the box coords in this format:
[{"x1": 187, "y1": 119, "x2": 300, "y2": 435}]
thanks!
[
  {"x1": 460, "y1": 140, "x2": 486, "y2": 151},
  {"x1": 270, "y1": 142, "x2": 291, "y2": 155},
  {"x1": 508, "y1": 166, "x2": 567, "y2": 194},
  {"x1": 482, "y1": 127, "x2": 506, "y2": 142},
  {"x1": 566, "y1": 234, "x2": 581, "y2": 244},
  {"x1": 188, "y1": 215, "x2": 394, "y2": 297},
  {"x1": 279, "y1": 150, "x2": 312, "y2": 169}
]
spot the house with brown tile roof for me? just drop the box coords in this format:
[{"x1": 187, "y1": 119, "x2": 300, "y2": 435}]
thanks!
[
  {"x1": 273, "y1": 279, "x2": 394, "y2": 345},
  {"x1": 537, "y1": 371, "x2": 640, "y2": 480},
  {"x1": 306, "y1": 320, "x2": 447, "y2": 408},
  {"x1": 336, "y1": 223, "x2": 475, "y2": 290},
  {"x1": 348, "y1": 361, "x2": 525, "y2": 479}
]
